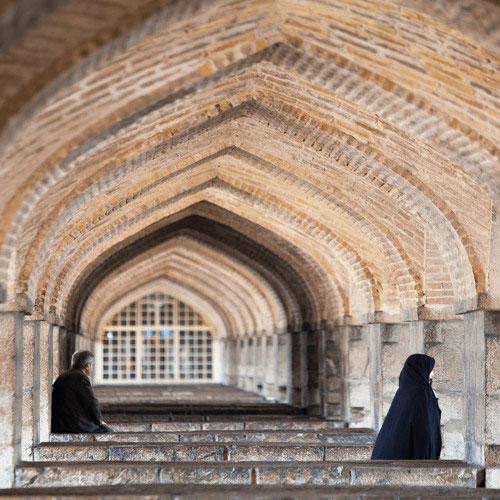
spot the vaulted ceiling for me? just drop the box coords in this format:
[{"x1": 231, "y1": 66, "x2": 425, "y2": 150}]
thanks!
[{"x1": 0, "y1": 0, "x2": 499, "y2": 337}]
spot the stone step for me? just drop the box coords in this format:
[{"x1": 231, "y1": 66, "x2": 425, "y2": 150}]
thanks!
[
  {"x1": 100, "y1": 402, "x2": 305, "y2": 417},
  {"x1": 2, "y1": 484, "x2": 500, "y2": 499},
  {"x1": 34, "y1": 442, "x2": 372, "y2": 462},
  {"x1": 49, "y1": 429, "x2": 376, "y2": 444},
  {"x1": 15, "y1": 461, "x2": 483, "y2": 488},
  {"x1": 105, "y1": 420, "x2": 348, "y2": 432}
]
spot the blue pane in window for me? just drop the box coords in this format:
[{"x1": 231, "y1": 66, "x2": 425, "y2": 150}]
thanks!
[
  {"x1": 161, "y1": 329, "x2": 173, "y2": 337},
  {"x1": 142, "y1": 329, "x2": 154, "y2": 337}
]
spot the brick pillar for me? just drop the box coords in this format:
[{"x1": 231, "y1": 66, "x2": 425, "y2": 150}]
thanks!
[{"x1": 0, "y1": 295, "x2": 27, "y2": 487}]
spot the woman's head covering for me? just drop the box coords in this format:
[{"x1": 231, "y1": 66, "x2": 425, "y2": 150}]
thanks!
[{"x1": 399, "y1": 353, "x2": 435, "y2": 388}]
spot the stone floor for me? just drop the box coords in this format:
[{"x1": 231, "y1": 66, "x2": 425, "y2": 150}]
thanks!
[{"x1": 0, "y1": 384, "x2": 497, "y2": 498}]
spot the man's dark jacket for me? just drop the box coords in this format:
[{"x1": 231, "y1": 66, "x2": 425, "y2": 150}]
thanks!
[
  {"x1": 51, "y1": 368, "x2": 103, "y2": 433},
  {"x1": 371, "y1": 354, "x2": 442, "y2": 460}
]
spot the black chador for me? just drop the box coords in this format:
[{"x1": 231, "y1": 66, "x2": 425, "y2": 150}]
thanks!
[{"x1": 371, "y1": 354, "x2": 442, "y2": 460}]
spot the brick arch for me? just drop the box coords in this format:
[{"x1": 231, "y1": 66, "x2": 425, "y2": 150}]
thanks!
[
  {"x1": 90, "y1": 277, "x2": 231, "y2": 341},
  {"x1": 81, "y1": 238, "x2": 288, "y2": 338},
  {"x1": 37, "y1": 168, "x2": 374, "y2": 325},
  {"x1": 2, "y1": 71, "x2": 488, "y2": 316},
  {"x1": 0, "y1": 28, "x2": 496, "y2": 282},
  {"x1": 64, "y1": 209, "x2": 320, "y2": 335},
  {"x1": 52, "y1": 182, "x2": 350, "y2": 327},
  {"x1": 21, "y1": 107, "x2": 477, "y2": 318},
  {"x1": 0, "y1": 1, "x2": 496, "y2": 315}
]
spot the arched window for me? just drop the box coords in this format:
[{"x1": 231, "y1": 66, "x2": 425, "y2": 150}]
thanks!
[{"x1": 98, "y1": 292, "x2": 213, "y2": 383}]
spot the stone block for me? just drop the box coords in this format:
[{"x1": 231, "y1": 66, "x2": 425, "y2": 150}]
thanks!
[
  {"x1": 15, "y1": 464, "x2": 158, "y2": 487},
  {"x1": 351, "y1": 462, "x2": 478, "y2": 487},
  {"x1": 34, "y1": 444, "x2": 109, "y2": 461},
  {"x1": 255, "y1": 464, "x2": 350, "y2": 485},
  {"x1": 486, "y1": 468, "x2": 500, "y2": 489},
  {"x1": 486, "y1": 396, "x2": 500, "y2": 443},
  {"x1": 152, "y1": 422, "x2": 202, "y2": 432},
  {"x1": 486, "y1": 334, "x2": 500, "y2": 393},
  {"x1": 324, "y1": 445, "x2": 371, "y2": 460},
  {"x1": 109, "y1": 444, "x2": 225, "y2": 462},
  {"x1": 434, "y1": 392, "x2": 462, "y2": 426},
  {"x1": 202, "y1": 422, "x2": 245, "y2": 431},
  {"x1": 159, "y1": 464, "x2": 251, "y2": 485},
  {"x1": 348, "y1": 343, "x2": 369, "y2": 379},
  {"x1": 227, "y1": 444, "x2": 324, "y2": 461}
]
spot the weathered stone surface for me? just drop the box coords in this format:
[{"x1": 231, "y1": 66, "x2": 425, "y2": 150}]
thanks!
[
  {"x1": 227, "y1": 444, "x2": 324, "y2": 462},
  {"x1": 351, "y1": 462, "x2": 479, "y2": 487},
  {"x1": 324, "y1": 445, "x2": 371, "y2": 461},
  {"x1": 159, "y1": 464, "x2": 251, "y2": 485},
  {"x1": 34, "y1": 443, "x2": 373, "y2": 462},
  {"x1": 255, "y1": 464, "x2": 350, "y2": 486},
  {"x1": 15, "y1": 464, "x2": 158, "y2": 488},
  {"x1": 14, "y1": 461, "x2": 482, "y2": 488},
  {"x1": 3, "y1": 483, "x2": 500, "y2": 499}
]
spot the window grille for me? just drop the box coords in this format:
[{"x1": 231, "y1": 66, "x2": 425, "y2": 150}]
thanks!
[{"x1": 99, "y1": 293, "x2": 213, "y2": 383}]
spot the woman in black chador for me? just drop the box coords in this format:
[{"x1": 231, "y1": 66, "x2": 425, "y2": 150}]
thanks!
[{"x1": 371, "y1": 353, "x2": 442, "y2": 460}]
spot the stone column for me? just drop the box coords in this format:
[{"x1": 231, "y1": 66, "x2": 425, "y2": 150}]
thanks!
[
  {"x1": 368, "y1": 323, "x2": 382, "y2": 431},
  {"x1": 423, "y1": 319, "x2": 465, "y2": 460},
  {"x1": 236, "y1": 338, "x2": 245, "y2": 388},
  {"x1": 306, "y1": 329, "x2": 320, "y2": 415},
  {"x1": 36, "y1": 320, "x2": 53, "y2": 444},
  {"x1": 285, "y1": 332, "x2": 293, "y2": 404},
  {"x1": 0, "y1": 295, "x2": 28, "y2": 487},
  {"x1": 317, "y1": 327, "x2": 327, "y2": 418},
  {"x1": 224, "y1": 338, "x2": 237, "y2": 386},
  {"x1": 343, "y1": 324, "x2": 375, "y2": 429},
  {"x1": 246, "y1": 336, "x2": 254, "y2": 392},
  {"x1": 300, "y1": 330, "x2": 308, "y2": 408},
  {"x1": 21, "y1": 315, "x2": 38, "y2": 461},
  {"x1": 324, "y1": 327, "x2": 342, "y2": 420},
  {"x1": 264, "y1": 335, "x2": 274, "y2": 399},
  {"x1": 52, "y1": 325, "x2": 60, "y2": 380},
  {"x1": 484, "y1": 311, "x2": 500, "y2": 488},
  {"x1": 462, "y1": 311, "x2": 486, "y2": 466}
]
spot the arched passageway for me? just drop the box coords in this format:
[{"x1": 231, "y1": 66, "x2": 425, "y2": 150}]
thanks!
[{"x1": 0, "y1": 0, "x2": 499, "y2": 491}]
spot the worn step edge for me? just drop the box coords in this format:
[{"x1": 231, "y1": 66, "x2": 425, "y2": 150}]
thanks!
[
  {"x1": 48, "y1": 430, "x2": 376, "y2": 444},
  {"x1": 2, "y1": 484, "x2": 500, "y2": 499},
  {"x1": 34, "y1": 443, "x2": 373, "y2": 462},
  {"x1": 15, "y1": 460, "x2": 483, "y2": 488},
  {"x1": 104, "y1": 422, "x2": 349, "y2": 431}
]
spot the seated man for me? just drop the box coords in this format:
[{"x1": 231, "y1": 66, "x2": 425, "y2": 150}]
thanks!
[{"x1": 51, "y1": 350, "x2": 113, "y2": 433}]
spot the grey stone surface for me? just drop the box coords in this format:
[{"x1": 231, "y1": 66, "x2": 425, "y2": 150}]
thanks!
[
  {"x1": 2, "y1": 484, "x2": 500, "y2": 499},
  {"x1": 34, "y1": 443, "x2": 372, "y2": 462},
  {"x1": 14, "y1": 461, "x2": 482, "y2": 488}
]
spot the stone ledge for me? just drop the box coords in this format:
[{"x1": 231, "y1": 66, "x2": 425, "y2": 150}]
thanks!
[
  {"x1": 48, "y1": 429, "x2": 376, "y2": 444},
  {"x1": 2, "y1": 483, "x2": 500, "y2": 499},
  {"x1": 15, "y1": 461, "x2": 483, "y2": 488},
  {"x1": 34, "y1": 443, "x2": 373, "y2": 462},
  {"x1": 105, "y1": 420, "x2": 350, "y2": 432}
]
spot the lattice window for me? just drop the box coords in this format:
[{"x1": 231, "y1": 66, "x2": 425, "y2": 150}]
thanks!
[{"x1": 99, "y1": 293, "x2": 213, "y2": 383}]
